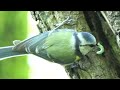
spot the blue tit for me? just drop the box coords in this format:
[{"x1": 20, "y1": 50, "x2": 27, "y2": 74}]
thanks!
[{"x1": 0, "y1": 29, "x2": 103, "y2": 65}]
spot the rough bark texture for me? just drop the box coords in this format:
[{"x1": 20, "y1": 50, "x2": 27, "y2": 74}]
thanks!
[
  {"x1": 30, "y1": 11, "x2": 120, "y2": 79},
  {"x1": 100, "y1": 11, "x2": 120, "y2": 62}
]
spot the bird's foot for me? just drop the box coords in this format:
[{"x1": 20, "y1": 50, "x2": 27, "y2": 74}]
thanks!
[{"x1": 78, "y1": 55, "x2": 92, "y2": 71}]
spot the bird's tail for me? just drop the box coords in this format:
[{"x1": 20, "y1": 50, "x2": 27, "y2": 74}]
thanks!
[{"x1": 0, "y1": 46, "x2": 27, "y2": 61}]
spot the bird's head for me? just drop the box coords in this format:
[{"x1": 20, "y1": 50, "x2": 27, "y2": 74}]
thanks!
[{"x1": 77, "y1": 32, "x2": 97, "y2": 55}]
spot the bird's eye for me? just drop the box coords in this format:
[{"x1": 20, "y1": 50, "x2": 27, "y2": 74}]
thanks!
[{"x1": 89, "y1": 45, "x2": 95, "y2": 47}]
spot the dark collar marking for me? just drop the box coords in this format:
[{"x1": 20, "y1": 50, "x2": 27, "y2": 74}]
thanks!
[{"x1": 73, "y1": 32, "x2": 83, "y2": 57}]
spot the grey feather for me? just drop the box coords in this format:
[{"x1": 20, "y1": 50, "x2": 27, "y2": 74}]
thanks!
[{"x1": 0, "y1": 46, "x2": 26, "y2": 60}]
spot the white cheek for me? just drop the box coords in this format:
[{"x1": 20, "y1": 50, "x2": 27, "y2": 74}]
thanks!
[
  {"x1": 70, "y1": 35, "x2": 76, "y2": 50},
  {"x1": 79, "y1": 46, "x2": 92, "y2": 55},
  {"x1": 79, "y1": 47, "x2": 86, "y2": 55}
]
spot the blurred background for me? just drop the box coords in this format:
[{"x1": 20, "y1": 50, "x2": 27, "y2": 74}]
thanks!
[{"x1": 0, "y1": 11, "x2": 69, "y2": 79}]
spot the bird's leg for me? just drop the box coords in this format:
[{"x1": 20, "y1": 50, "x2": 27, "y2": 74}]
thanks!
[
  {"x1": 65, "y1": 55, "x2": 92, "y2": 79},
  {"x1": 65, "y1": 62, "x2": 80, "y2": 79},
  {"x1": 78, "y1": 55, "x2": 92, "y2": 71},
  {"x1": 70, "y1": 62, "x2": 81, "y2": 79}
]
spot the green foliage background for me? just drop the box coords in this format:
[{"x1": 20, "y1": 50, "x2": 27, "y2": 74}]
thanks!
[{"x1": 0, "y1": 11, "x2": 29, "y2": 79}]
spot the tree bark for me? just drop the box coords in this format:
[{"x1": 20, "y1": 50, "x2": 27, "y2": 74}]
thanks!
[
  {"x1": 0, "y1": 11, "x2": 29, "y2": 79},
  {"x1": 31, "y1": 11, "x2": 120, "y2": 79}
]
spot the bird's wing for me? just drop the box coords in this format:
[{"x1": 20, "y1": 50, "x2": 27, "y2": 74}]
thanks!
[
  {"x1": 36, "y1": 30, "x2": 77, "y2": 64},
  {"x1": 13, "y1": 32, "x2": 49, "y2": 53}
]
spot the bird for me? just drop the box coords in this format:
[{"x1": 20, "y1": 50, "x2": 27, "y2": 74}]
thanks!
[{"x1": 0, "y1": 29, "x2": 103, "y2": 66}]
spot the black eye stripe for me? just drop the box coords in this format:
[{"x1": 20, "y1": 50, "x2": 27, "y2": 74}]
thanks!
[
  {"x1": 80, "y1": 45, "x2": 95, "y2": 47},
  {"x1": 89, "y1": 45, "x2": 95, "y2": 47}
]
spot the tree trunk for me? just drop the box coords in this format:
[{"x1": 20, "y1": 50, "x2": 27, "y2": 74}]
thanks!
[{"x1": 31, "y1": 11, "x2": 120, "y2": 79}]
